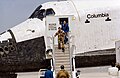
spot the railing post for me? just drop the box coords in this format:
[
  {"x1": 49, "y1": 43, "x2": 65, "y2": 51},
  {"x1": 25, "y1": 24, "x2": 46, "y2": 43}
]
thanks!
[
  {"x1": 68, "y1": 32, "x2": 76, "y2": 78},
  {"x1": 46, "y1": 36, "x2": 55, "y2": 72},
  {"x1": 52, "y1": 36, "x2": 56, "y2": 77},
  {"x1": 68, "y1": 32, "x2": 72, "y2": 78}
]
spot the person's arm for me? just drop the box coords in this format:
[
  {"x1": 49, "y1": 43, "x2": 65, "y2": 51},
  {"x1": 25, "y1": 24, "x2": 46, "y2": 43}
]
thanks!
[
  {"x1": 56, "y1": 72, "x2": 59, "y2": 78},
  {"x1": 51, "y1": 71, "x2": 54, "y2": 78},
  {"x1": 65, "y1": 71, "x2": 70, "y2": 78},
  {"x1": 61, "y1": 24, "x2": 63, "y2": 30},
  {"x1": 66, "y1": 24, "x2": 69, "y2": 32},
  {"x1": 63, "y1": 32, "x2": 65, "y2": 37},
  {"x1": 54, "y1": 32, "x2": 58, "y2": 37}
]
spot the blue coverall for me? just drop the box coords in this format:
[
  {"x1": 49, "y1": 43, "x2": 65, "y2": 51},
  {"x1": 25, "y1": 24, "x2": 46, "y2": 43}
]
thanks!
[
  {"x1": 61, "y1": 23, "x2": 69, "y2": 44},
  {"x1": 44, "y1": 70, "x2": 53, "y2": 78}
]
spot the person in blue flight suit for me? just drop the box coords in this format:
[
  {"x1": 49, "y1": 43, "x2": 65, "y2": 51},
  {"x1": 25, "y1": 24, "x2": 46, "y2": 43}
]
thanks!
[
  {"x1": 61, "y1": 21, "x2": 69, "y2": 44},
  {"x1": 44, "y1": 66, "x2": 53, "y2": 78}
]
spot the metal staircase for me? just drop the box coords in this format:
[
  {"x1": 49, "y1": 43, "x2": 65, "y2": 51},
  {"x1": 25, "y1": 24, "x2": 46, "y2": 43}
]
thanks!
[
  {"x1": 46, "y1": 34, "x2": 75, "y2": 78},
  {"x1": 54, "y1": 45, "x2": 71, "y2": 75}
]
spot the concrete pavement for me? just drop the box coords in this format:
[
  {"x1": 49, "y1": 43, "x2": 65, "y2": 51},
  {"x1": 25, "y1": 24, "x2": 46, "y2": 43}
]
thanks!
[
  {"x1": 77, "y1": 66, "x2": 115, "y2": 78},
  {"x1": 16, "y1": 66, "x2": 118, "y2": 78}
]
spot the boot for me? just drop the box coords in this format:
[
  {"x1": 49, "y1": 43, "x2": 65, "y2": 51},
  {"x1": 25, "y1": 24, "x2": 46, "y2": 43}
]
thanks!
[
  {"x1": 58, "y1": 47, "x2": 61, "y2": 49},
  {"x1": 58, "y1": 43, "x2": 61, "y2": 49},
  {"x1": 62, "y1": 48, "x2": 65, "y2": 52}
]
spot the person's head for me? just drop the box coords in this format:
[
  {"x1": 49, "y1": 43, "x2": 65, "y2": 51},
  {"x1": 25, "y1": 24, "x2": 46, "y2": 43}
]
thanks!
[
  {"x1": 60, "y1": 65, "x2": 64, "y2": 69},
  {"x1": 47, "y1": 66, "x2": 51, "y2": 70},
  {"x1": 58, "y1": 27, "x2": 61, "y2": 30},
  {"x1": 58, "y1": 27, "x2": 61, "y2": 31},
  {"x1": 63, "y1": 21, "x2": 66, "y2": 24}
]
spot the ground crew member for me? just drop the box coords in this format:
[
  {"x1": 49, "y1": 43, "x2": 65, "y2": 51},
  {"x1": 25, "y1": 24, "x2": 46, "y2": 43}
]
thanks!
[
  {"x1": 54, "y1": 27, "x2": 65, "y2": 52},
  {"x1": 44, "y1": 66, "x2": 53, "y2": 78},
  {"x1": 56, "y1": 65, "x2": 69, "y2": 78}
]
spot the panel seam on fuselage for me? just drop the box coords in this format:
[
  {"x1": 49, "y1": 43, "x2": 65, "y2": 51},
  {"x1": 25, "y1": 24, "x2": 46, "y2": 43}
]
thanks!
[
  {"x1": 70, "y1": 0, "x2": 80, "y2": 22},
  {"x1": 7, "y1": 29, "x2": 17, "y2": 43}
]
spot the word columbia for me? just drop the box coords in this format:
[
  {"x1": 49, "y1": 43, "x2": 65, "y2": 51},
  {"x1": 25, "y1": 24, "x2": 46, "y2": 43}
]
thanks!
[{"x1": 87, "y1": 13, "x2": 109, "y2": 19}]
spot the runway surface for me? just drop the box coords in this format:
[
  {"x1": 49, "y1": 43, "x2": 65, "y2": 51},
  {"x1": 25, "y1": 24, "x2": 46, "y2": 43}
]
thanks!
[
  {"x1": 77, "y1": 66, "x2": 111, "y2": 78},
  {"x1": 16, "y1": 66, "x2": 118, "y2": 78}
]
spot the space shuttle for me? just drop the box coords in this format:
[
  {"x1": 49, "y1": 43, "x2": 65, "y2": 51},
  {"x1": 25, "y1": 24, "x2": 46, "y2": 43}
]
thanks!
[{"x1": 0, "y1": 0, "x2": 120, "y2": 73}]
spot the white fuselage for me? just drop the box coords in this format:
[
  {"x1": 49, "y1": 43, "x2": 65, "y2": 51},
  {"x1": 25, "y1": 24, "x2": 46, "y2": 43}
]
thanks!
[
  {"x1": 43, "y1": 0, "x2": 120, "y2": 54},
  {"x1": 1, "y1": 0, "x2": 120, "y2": 54}
]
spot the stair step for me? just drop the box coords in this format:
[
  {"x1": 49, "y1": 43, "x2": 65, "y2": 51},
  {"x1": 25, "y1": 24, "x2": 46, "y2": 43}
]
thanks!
[
  {"x1": 54, "y1": 50, "x2": 69, "y2": 53},
  {"x1": 55, "y1": 63, "x2": 70, "y2": 66},
  {"x1": 55, "y1": 70, "x2": 71, "y2": 72},
  {"x1": 54, "y1": 49, "x2": 69, "y2": 51},
  {"x1": 55, "y1": 56, "x2": 69, "y2": 59},
  {"x1": 56, "y1": 59, "x2": 70, "y2": 63},
  {"x1": 55, "y1": 59, "x2": 70, "y2": 61},
  {"x1": 55, "y1": 55, "x2": 70, "y2": 57},
  {"x1": 55, "y1": 68, "x2": 71, "y2": 70},
  {"x1": 54, "y1": 46, "x2": 69, "y2": 48},
  {"x1": 54, "y1": 49, "x2": 69, "y2": 53},
  {"x1": 55, "y1": 68, "x2": 71, "y2": 71},
  {"x1": 55, "y1": 51, "x2": 69, "y2": 53},
  {"x1": 55, "y1": 70, "x2": 71, "y2": 73},
  {"x1": 55, "y1": 65, "x2": 70, "y2": 68},
  {"x1": 55, "y1": 60, "x2": 70, "y2": 62},
  {"x1": 54, "y1": 45, "x2": 69, "y2": 47},
  {"x1": 55, "y1": 69, "x2": 71, "y2": 71},
  {"x1": 54, "y1": 47, "x2": 69, "y2": 50},
  {"x1": 54, "y1": 48, "x2": 69, "y2": 51},
  {"x1": 55, "y1": 69, "x2": 71, "y2": 73},
  {"x1": 55, "y1": 63, "x2": 70, "y2": 65},
  {"x1": 55, "y1": 59, "x2": 69, "y2": 61},
  {"x1": 55, "y1": 70, "x2": 70, "y2": 75},
  {"x1": 55, "y1": 52, "x2": 69, "y2": 54},
  {"x1": 53, "y1": 44, "x2": 72, "y2": 77},
  {"x1": 55, "y1": 65, "x2": 71, "y2": 68},
  {"x1": 55, "y1": 62, "x2": 70, "y2": 65},
  {"x1": 55, "y1": 65, "x2": 71, "y2": 69},
  {"x1": 55, "y1": 50, "x2": 69, "y2": 52}
]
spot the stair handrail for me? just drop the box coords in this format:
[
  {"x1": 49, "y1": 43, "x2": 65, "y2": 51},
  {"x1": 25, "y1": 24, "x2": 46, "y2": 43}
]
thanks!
[
  {"x1": 68, "y1": 32, "x2": 76, "y2": 78},
  {"x1": 46, "y1": 36, "x2": 53, "y2": 50},
  {"x1": 52, "y1": 35, "x2": 56, "y2": 76},
  {"x1": 69, "y1": 35, "x2": 76, "y2": 56},
  {"x1": 46, "y1": 36, "x2": 56, "y2": 73}
]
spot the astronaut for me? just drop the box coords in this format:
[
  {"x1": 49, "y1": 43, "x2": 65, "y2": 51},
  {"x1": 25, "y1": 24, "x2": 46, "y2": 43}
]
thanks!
[{"x1": 54, "y1": 27, "x2": 65, "y2": 52}]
